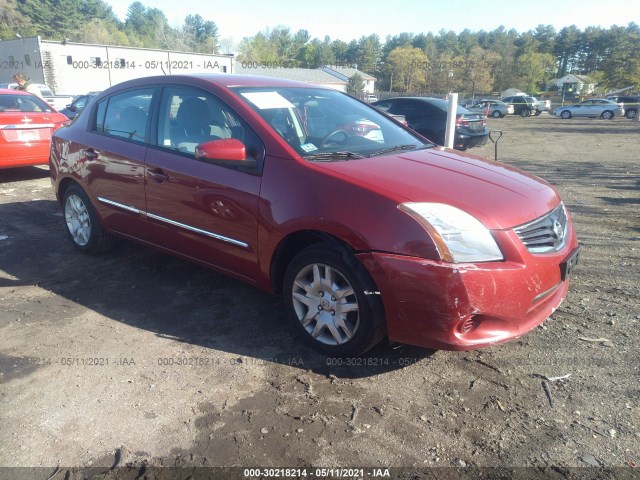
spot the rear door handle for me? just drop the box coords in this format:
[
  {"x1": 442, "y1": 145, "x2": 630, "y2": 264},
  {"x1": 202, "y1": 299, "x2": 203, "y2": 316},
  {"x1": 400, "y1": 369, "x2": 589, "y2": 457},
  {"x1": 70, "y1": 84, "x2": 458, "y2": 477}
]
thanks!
[
  {"x1": 81, "y1": 148, "x2": 98, "y2": 159},
  {"x1": 147, "y1": 168, "x2": 169, "y2": 183}
]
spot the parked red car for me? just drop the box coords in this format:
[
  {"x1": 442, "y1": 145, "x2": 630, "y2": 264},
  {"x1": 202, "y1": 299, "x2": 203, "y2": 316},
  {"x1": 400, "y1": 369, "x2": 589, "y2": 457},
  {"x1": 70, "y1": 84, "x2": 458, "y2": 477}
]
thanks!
[
  {"x1": 0, "y1": 89, "x2": 68, "y2": 169},
  {"x1": 49, "y1": 75, "x2": 580, "y2": 356}
]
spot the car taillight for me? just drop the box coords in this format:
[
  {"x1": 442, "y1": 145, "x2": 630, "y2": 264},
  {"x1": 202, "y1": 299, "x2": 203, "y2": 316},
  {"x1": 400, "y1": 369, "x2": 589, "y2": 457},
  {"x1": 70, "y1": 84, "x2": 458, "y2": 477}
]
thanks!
[{"x1": 455, "y1": 117, "x2": 469, "y2": 126}]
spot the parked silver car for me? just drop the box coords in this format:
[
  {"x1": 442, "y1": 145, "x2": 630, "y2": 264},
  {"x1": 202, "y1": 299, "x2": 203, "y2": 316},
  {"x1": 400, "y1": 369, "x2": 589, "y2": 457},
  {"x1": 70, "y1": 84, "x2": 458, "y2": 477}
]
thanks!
[
  {"x1": 463, "y1": 99, "x2": 514, "y2": 118},
  {"x1": 554, "y1": 99, "x2": 624, "y2": 119}
]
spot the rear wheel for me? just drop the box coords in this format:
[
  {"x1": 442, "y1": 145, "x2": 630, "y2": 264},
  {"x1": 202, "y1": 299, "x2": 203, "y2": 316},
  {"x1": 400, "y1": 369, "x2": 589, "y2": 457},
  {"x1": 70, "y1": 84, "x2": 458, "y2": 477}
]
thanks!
[
  {"x1": 560, "y1": 110, "x2": 572, "y2": 119},
  {"x1": 520, "y1": 108, "x2": 531, "y2": 117},
  {"x1": 601, "y1": 110, "x2": 614, "y2": 120},
  {"x1": 63, "y1": 185, "x2": 114, "y2": 253},
  {"x1": 625, "y1": 109, "x2": 637, "y2": 119},
  {"x1": 283, "y1": 245, "x2": 386, "y2": 356},
  {"x1": 491, "y1": 110, "x2": 502, "y2": 118}
]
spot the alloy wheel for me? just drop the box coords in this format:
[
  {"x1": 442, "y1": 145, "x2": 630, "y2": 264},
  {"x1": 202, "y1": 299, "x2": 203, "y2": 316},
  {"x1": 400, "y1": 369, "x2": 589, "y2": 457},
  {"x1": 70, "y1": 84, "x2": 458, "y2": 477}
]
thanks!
[
  {"x1": 291, "y1": 263, "x2": 360, "y2": 346},
  {"x1": 65, "y1": 194, "x2": 91, "y2": 246}
]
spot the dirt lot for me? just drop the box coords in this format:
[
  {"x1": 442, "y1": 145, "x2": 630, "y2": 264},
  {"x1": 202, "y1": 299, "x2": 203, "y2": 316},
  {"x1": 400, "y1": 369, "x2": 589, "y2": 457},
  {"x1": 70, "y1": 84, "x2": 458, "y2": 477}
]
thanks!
[{"x1": 0, "y1": 114, "x2": 638, "y2": 479}]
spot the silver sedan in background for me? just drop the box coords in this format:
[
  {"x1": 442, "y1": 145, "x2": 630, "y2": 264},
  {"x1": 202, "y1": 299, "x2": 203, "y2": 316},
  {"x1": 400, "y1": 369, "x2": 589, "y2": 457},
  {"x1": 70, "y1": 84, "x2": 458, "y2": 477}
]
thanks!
[
  {"x1": 554, "y1": 99, "x2": 625, "y2": 119},
  {"x1": 462, "y1": 99, "x2": 514, "y2": 118}
]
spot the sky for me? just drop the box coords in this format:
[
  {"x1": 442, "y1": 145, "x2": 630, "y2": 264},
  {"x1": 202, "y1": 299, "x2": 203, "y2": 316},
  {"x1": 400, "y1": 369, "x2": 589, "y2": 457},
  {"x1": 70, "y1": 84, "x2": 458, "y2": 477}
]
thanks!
[{"x1": 106, "y1": 0, "x2": 640, "y2": 48}]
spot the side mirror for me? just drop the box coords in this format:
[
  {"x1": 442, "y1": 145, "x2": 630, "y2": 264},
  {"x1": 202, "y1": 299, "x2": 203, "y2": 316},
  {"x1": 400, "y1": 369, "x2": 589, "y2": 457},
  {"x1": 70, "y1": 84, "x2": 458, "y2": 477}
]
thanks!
[{"x1": 195, "y1": 138, "x2": 257, "y2": 168}]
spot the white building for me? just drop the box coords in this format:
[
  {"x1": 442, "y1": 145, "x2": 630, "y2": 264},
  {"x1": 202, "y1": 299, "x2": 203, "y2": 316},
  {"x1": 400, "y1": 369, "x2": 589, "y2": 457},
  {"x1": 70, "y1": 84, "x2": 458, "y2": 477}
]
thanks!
[
  {"x1": 0, "y1": 37, "x2": 235, "y2": 95},
  {"x1": 320, "y1": 66, "x2": 377, "y2": 94},
  {"x1": 545, "y1": 74, "x2": 597, "y2": 95}
]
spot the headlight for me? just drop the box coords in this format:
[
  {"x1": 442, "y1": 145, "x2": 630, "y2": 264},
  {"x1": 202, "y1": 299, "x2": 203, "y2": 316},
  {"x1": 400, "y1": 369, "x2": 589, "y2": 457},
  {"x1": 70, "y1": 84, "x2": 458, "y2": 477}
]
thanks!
[{"x1": 399, "y1": 203, "x2": 503, "y2": 263}]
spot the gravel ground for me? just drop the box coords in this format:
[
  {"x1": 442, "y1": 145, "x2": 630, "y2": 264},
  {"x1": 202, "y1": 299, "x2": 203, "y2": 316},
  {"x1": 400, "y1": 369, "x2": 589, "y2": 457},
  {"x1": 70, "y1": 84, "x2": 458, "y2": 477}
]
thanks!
[{"x1": 0, "y1": 113, "x2": 638, "y2": 480}]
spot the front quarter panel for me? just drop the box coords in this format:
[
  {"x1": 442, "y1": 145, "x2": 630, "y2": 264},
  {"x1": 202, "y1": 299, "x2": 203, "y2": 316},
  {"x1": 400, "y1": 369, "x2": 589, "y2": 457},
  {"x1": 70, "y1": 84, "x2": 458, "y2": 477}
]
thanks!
[{"x1": 256, "y1": 155, "x2": 441, "y2": 289}]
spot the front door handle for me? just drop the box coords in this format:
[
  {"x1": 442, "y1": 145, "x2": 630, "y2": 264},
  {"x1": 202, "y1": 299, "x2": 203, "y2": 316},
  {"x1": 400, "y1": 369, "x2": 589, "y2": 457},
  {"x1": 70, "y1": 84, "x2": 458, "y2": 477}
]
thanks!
[{"x1": 147, "y1": 168, "x2": 169, "y2": 183}]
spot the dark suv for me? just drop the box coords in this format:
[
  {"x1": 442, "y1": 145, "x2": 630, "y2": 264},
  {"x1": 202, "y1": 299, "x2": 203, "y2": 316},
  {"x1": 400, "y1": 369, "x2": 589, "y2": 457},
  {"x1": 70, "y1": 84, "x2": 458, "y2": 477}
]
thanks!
[
  {"x1": 501, "y1": 95, "x2": 538, "y2": 117},
  {"x1": 605, "y1": 95, "x2": 639, "y2": 119}
]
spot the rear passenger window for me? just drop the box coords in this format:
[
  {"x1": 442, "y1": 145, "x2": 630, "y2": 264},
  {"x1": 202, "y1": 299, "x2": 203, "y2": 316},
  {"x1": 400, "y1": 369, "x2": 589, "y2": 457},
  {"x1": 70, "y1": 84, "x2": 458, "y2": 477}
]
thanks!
[{"x1": 94, "y1": 88, "x2": 154, "y2": 143}]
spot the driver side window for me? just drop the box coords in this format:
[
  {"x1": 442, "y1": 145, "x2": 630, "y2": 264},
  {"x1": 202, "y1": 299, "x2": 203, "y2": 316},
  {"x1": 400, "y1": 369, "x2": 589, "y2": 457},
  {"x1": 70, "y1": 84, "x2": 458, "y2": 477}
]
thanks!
[
  {"x1": 156, "y1": 85, "x2": 265, "y2": 172},
  {"x1": 157, "y1": 86, "x2": 234, "y2": 155}
]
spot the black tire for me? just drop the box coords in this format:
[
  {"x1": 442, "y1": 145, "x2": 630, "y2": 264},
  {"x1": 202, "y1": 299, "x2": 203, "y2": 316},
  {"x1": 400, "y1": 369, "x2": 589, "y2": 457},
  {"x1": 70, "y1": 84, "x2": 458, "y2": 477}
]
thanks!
[
  {"x1": 535, "y1": 110, "x2": 542, "y2": 116},
  {"x1": 625, "y1": 109, "x2": 636, "y2": 119},
  {"x1": 491, "y1": 110, "x2": 502, "y2": 118},
  {"x1": 520, "y1": 108, "x2": 531, "y2": 117},
  {"x1": 560, "y1": 110, "x2": 572, "y2": 119},
  {"x1": 283, "y1": 244, "x2": 386, "y2": 357},
  {"x1": 63, "y1": 184, "x2": 114, "y2": 253},
  {"x1": 601, "y1": 110, "x2": 614, "y2": 120}
]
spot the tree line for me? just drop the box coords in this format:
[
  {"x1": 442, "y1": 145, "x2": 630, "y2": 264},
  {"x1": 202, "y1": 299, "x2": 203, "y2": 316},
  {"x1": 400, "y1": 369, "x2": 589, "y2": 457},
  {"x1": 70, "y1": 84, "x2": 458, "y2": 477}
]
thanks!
[
  {"x1": 1, "y1": 0, "x2": 638, "y2": 95},
  {"x1": 238, "y1": 24, "x2": 640, "y2": 96},
  {"x1": 1, "y1": 0, "x2": 219, "y2": 54}
]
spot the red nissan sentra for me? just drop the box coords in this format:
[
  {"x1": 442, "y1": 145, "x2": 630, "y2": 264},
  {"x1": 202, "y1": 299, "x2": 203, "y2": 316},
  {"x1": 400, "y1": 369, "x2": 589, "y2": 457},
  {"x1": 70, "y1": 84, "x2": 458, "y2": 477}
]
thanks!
[{"x1": 49, "y1": 75, "x2": 580, "y2": 356}]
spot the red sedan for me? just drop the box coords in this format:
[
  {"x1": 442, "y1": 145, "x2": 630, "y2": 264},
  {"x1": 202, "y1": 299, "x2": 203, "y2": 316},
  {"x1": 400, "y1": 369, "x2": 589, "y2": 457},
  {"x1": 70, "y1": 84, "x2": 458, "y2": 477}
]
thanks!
[
  {"x1": 0, "y1": 89, "x2": 68, "y2": 169},
  {"x1": 49, "y1": 74, "x2": 580, "y2": 356}
]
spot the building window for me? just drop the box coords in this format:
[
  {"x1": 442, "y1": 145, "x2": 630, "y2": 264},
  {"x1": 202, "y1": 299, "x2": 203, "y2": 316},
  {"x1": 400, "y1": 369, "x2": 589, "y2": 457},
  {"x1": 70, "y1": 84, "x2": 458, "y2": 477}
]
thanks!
[
  {"x1": 24, "y1": 54, "x2": 31, "y2": 66},
  {"x1": 67, "y1": 56, "x2": 73, "y2": 64}
]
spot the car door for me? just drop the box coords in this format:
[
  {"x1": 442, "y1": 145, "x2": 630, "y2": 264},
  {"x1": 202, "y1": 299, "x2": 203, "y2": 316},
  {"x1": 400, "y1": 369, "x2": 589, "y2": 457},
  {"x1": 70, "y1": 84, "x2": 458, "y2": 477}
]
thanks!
[
  {"x1": 593, "y1": 99, "x2": 612, "y2": 115},
  {"x1": 80, "y1": 87, "x2": 154, "y2": 238},
  {"x1": 143, "y1": 85, "x2": 264, "y2": 282},
  {"x1": 575, "y1": 101, "x2": 595, "y2": 117}
]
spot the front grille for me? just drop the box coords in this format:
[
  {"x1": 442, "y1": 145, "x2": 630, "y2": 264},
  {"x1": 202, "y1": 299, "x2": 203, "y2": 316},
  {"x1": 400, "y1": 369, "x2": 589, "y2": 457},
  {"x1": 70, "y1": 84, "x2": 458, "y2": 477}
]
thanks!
[{"x1": 514, "y1": 204, "x2": 568, "y2": 253}]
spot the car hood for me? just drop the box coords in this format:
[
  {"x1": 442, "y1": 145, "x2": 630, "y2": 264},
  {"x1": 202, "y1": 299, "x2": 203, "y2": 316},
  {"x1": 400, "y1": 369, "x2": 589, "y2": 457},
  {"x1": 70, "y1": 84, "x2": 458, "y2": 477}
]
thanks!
[{"x1": 312, "y1": 147, "x2": 560, "y2": 230}]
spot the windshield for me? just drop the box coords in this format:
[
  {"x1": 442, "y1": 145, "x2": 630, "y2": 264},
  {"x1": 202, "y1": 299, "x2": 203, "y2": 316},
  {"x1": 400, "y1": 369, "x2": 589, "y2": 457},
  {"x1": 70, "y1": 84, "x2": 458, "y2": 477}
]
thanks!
[{"x1": 232, "y1": 86, "x2": 428, "y2": 159}]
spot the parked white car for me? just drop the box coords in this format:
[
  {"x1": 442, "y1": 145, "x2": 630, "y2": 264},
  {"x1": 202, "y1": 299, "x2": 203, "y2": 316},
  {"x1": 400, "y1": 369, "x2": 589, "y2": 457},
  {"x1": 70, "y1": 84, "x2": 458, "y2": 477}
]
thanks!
[
  {"x1": 0, "y1": 82, "x2": 74, "y2": 111},
  {"x1": 530, "y1": 96, "x2": 551, "y2": 114}
]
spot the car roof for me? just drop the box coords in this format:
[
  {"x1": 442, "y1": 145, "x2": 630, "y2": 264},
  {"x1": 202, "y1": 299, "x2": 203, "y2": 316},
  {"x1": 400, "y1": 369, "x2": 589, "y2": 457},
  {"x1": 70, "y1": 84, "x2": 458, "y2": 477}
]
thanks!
[
  {"x1": 0, "y1": 88, "x2": 31, "y2": 96},
  {"x1": 107, "y1": 74, "x2": 326, "y2": 91}
]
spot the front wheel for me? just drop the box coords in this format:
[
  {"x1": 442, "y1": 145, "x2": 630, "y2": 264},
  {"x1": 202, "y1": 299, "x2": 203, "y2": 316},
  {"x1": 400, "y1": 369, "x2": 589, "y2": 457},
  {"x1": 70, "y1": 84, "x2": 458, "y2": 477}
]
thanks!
[
  {"x1": 283, "y1": 245, "x2": 386, "y2": 356},
  {"x1": 601, "y1": 110, "x2": 614, "y2": 120},
  {"x1": 63, "y1": 185, "x2": 114, "y2": 253},
  {"x1": 491, "y1": 110, "x2": 502, "y2": 118},
  {"x1": 520, "y1": 108, "x2": 531, "y2": 117},
  {"x1": 625, "y1": 109, "x2": 637, "y2": 119},
  {"x1": 535, "y1": 110, "x2": 542, "y2": 116},
  {"x1": 560, "y1": 110, "x2": 572, "y2": 119}
]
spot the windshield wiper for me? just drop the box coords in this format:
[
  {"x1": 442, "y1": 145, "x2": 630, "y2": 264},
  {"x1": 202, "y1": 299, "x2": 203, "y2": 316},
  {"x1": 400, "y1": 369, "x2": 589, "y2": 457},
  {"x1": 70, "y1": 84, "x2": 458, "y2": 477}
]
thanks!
[
  {"x1": 305, "y1": 151, "x2": 365, "y2": 161},
  {"x1": 368, "y1": 144, "x2": 422, "y2": 157}
]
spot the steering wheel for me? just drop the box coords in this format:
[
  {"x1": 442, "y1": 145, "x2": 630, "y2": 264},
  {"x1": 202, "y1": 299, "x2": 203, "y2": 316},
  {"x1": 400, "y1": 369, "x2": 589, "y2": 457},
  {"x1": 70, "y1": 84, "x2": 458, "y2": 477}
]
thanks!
[{"x1": 320, "y1": 129, "x2": 350, "y2": 147}]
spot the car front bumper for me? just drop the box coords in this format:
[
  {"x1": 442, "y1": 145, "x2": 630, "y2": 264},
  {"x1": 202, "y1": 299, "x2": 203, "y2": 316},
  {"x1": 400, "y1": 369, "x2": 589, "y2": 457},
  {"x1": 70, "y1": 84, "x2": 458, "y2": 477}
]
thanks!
[{"x1": 357, "y1": 230, "x2": 579, "y2": 351}]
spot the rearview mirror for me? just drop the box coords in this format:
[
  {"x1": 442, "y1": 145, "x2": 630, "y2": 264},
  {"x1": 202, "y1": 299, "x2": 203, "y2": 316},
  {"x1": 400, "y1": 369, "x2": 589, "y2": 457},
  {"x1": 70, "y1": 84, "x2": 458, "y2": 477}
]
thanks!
[{"x1": 195, "y1": 138, "x2": 257, "y2": 168}]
